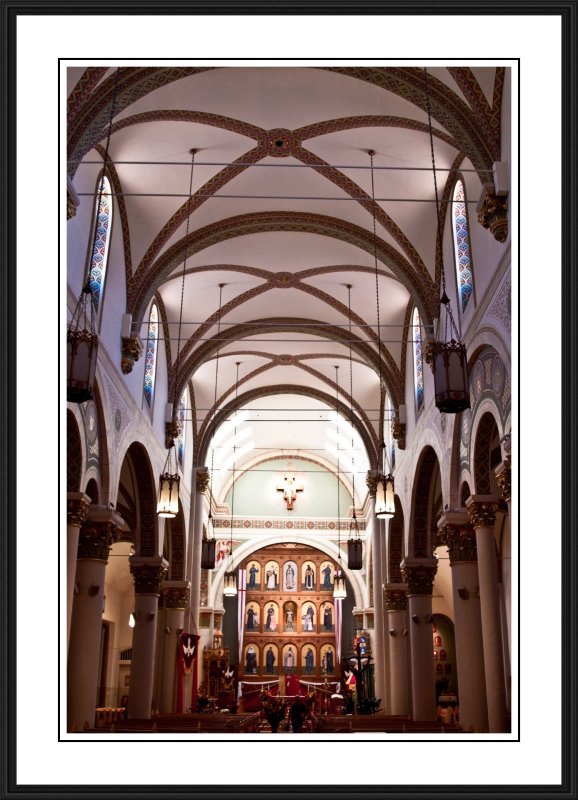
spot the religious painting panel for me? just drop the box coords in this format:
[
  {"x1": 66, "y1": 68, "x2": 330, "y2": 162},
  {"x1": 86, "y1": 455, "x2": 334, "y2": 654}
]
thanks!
[
  {"x1": 282, "y1": 560, "x2": 298, "y2": 592},
  {"x1": 353, "y1": 631, "x2": 369, "y2": 655},
  {"x1": 320, "y1": 644, "x2": 336, "y2": 675},
  {"x1": 244, "y1": 643, "x2": 259, "y2": 675},
  {"x1": 246, "y1": 560, "x2": 261, "y2": 590},
  {"x1": 263, "y1": 643, "x2": 279, "y2": 676},
  {"x1": 282, "y1": 643, "x2": 297, "y2": 674},
  {"x1": 264, "y1": 560, "x2": 279, "y2": 590},
  {"x1": 245, "y1": 601, "x2": 260, "y2": 632},
  {"x1": 301, "y1": 643, "x2": 316, "y2": 675},
  {"x1": 320, "y1": 600, "x2": 334, "y2": 632},
  {"x1": 300, "y1": 601, "x2": 316, "y2": 633},
  {"x1": 301, "y1": 560, "x2": 316, "y2": 591},
  {"x1": 263, "y1": 601, "x2": 279, "y2": 632},
  {"x1": 283, "y1": 600, "x2": 297, "y2": 632},
  {"x1": 319, "y1": 560, "x2": 334, "y2": 591}
]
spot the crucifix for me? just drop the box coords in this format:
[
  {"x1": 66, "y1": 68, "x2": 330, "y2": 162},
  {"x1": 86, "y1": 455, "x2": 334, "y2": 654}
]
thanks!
[{"x1": 277, "y1": 467, "x2": 303, "y2": 510}]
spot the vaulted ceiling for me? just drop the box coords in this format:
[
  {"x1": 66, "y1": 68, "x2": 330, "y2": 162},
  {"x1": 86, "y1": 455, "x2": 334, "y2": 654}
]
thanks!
[{"x1": 67, "y1": 66, "x2": 504, "y2": 484}]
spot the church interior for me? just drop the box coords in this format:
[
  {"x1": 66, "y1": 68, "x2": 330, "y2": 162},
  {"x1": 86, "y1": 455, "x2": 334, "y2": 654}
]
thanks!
[{"x1": 66, "y1": 65, "x2": 512, "y2": 735}]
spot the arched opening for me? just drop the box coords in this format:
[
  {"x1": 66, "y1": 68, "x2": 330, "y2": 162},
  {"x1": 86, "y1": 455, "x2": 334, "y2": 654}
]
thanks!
[
  {"x1": 85, "y1": 477, "x2": 99, "y2": 505},
  {"x1": 67, "y1": 410, "x2": 82, "y2": 492},
  {"x1": 388, "y1": 496, "x2": 405, "y2": 583},
  {"x1": 474, "y1": 412, "x2": 501, "y2": 495},
  {"x1": 460, "y1": 481, "x2": 471, "y2": 507},
  {"x1": 410, "y1": 446, "x2": 442, "y2": 558}
]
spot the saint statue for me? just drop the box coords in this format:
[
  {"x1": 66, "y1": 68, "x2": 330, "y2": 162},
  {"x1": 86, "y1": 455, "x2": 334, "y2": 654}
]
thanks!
[
  {"x1": 285, "y1": 563, "x2": 296, "y2": 590},
  {"x1": 265, "y1": 647, "x2": 276, "y2": 674},
  {"x1": 245, "y1": 646, "x2": 257, "y2": 674},
  {"x1": 284, "y1": 648, "x2": 295, "y2": 669},
  {"x1": 266, "y1": 567, "x2": 277, "y2": 589},
  {"x1": 285, "y1": 608, "x2": 294, "y2": 629},
  {"x1": 322, "y1": 565, "x2": 332, "y2": 589},
  {"x1": 323, "y1": 604, "x2": 332, "y2": 631},
  {"x1": 304, "y1": 565, "x2": 314, "y2": 590},
  {"x1": 246, "y1": 607, "x2": 257, "y2": 630},
  {"x1": 265, "y1": 606, "x2": 276, "y2": 631},
  {"x1": 324, "y1": 648, "x2": 334, "y2": 673},
  {"x1": 305, "y1": 648, "x2": 314, "y2": 673},
  {"x1": 248, "y1": 564, "x2": 258, "y2": 589}
]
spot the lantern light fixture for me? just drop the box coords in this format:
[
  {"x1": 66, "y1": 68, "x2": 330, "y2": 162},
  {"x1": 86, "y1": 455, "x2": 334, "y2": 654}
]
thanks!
[
  {"x1": 423, "y1": 67, "x2": 470, "y2": 414},
  {"x1": 332, "y1": 366, "x2": 348, "y2": 599},
  {"x1": 67, "y1": 69, "x2": 120, "y2": 404},
  {"x1": 368, "y1": 150, "x2": 396, "y2": 520},
  {"x1": 156, "y1": 149, "x2": 198, "y2": 518},
  {"x1": 223, "y1": 361, "x2": 242, "y2": 598}
]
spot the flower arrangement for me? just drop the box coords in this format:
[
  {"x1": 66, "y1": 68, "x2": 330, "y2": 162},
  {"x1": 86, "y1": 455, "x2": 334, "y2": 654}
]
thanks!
[{"x1": 259, "y1": 691, "x2": 287, "y2": 733}]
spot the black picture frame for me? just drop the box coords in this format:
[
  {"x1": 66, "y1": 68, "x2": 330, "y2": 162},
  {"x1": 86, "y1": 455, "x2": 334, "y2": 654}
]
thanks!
[{"x1": 2, "y1": 2, "x2": 576, "y2": 798}]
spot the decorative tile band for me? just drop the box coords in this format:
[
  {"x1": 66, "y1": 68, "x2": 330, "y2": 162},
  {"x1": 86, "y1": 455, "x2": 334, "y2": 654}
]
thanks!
[{"x1": 212, "y1": 518, "x2": 367, "y2": 531}]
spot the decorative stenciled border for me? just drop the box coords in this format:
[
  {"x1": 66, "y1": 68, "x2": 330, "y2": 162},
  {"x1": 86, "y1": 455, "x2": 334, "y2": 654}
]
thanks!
[{"x1": 213, "y1": 518, "x2": 366, "y2": 531}]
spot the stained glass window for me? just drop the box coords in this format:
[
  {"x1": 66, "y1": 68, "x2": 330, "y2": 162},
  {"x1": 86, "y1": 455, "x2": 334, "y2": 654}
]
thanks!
[
  {"x1": 452, "y1": 179, "x2": 474, "y2": 313},
  {"x1": 177, "y1": 393, "x2": 186, "y2": 466},
  {"x1": 89, "y1": 175, "x2": 113, "y2": 313},
  {"x1": 143, "y1": 303, "x2": 158, "y2": 408},
  {"x1": 413, "y1": 307, "x2": 424, "y2": 412}
]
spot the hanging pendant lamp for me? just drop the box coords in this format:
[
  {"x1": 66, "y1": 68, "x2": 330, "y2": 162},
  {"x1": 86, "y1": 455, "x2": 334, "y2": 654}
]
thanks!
[
  {"x1": 157, "y1": 149, "x2": 197, "y2": 517},
  {"x1": 344, "y1": 285, "x2": 363, "y2": 570},
  {"x1": 223, "y1": 362, "x2": 242, "y2": 598},
  {"x1": 333, "y1": 366, "x2": 348, "y2": 599},
  {"x1": 67, "y1": 69, "x2": 120, "y2": 403},
  {"x1": 201, "y1": 283, "x2": 226, "y2": 569},
  {"x1": 368, "y1": 150, "x2": 396, "y2": 519},
  {"x1": 423, "y1": 68, "x2": 470, "y2": 414}
]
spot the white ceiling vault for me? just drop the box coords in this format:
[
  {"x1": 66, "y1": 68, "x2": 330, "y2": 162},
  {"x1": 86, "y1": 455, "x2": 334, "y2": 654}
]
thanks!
[{"x1": 67, "y1": 66, "x2": 505, "y2": 495}]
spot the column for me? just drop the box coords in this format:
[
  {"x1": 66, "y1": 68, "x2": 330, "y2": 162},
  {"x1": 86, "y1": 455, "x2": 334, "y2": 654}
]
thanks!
[
  {"x1": 437, "y1": 511, "x2": 488, "y2": 732},
  {"x1": 159, "y1": 582, "x2": 190, "y2": 712},
  {"x1": 495, "y1": 458, "x2": 512, "y2": 711},
  {"x1": 466, "y1": 495, "x2": 508, "y2": 732},
  {"x1": 495, "y1": 458, "x2": 511, "y2": 518},
  {"x1": 370, "y1": 512, "x2": 387, "y2": 712},
  {"x1": 383, "y1": 585, "x2": 410, "y2": 715},
  {"x1": 400, "y1": 558, "x2": 438, "y2": 721},
  {"x1": 66, "y1": 492, "x2": 91, "y2": 649},
  {"x1": 128, "y1": 557, "x2": 168, "y2": 719},
  {"x1": 189, "y1": 467, "x2": 209, "y2": 630},
  {"x1": 67, "y1": 507, "x2": 122, "y2": 731}
]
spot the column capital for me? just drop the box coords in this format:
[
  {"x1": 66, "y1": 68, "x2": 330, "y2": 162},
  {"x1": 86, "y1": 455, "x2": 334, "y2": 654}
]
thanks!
[
  {"x1": 77, "y1": 507, "x2": 126, "y2": 561},
  {"x1": 495, "y1": 461, "x2": 511, "y2": 502},
  {"x1": 400, "y1": 558, "x2": 438, "y2": 596},
  {"x1": 67, "y1": 492, "x2": 91, "y2": 528},
  {"x1": 477, "y1": 187, "x2": 508, "y2": 243},
  {"x1": 195, "y1": 467, "x2": 210, "y2": 493},
  {"x1": 466, "y1": 495, "x2": 500, "y2": 528},
  {"x1": 161, "y1": 580, "x2": 191, "y2": 609},
  {"x1": 121, "y1": 335, "x2": 143, "y2": 375},
  {"x1": 130, "y1": 557, "x2": 169, "y2": 595},
  {"x1": 383, "y1": 584, "x2": 408, "y2": 612}
]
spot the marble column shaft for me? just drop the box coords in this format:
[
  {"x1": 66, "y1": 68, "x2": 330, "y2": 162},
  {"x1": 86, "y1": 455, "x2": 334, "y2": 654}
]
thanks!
[
  {"x1": 384, "y1": 586, "x2": 410, "y2": 715},
  {"x1": 189, "y1": 467, "x2": 209, "y2": 631},
  {"x1": 438, "y1": 512, "x2": 488, "y2": 732},
  {"x1": 67, "y1": 509, "x2": 122, "y2": 731},
  {"x1": 401, "y1": 558, "x2": 438, "y2": 721},
  {"x1": 128, "y1": 557, "x2": 168, "y2": 719},
  {"x1": 467, "y1": 495, "x2": 508, "y2": 733},
  {"x1": 370, "y1": 514, "x2": 387, "y2": 711},
  {"x1": 66, "y1": 493, "x2": 91, "y2": 649},
  {"x1": 160, "y1": 583, "x2": 190, "y2": 712}
]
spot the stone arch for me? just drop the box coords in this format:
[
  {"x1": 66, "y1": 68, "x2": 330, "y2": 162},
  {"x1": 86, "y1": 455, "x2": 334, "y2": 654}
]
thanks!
[
  {"x1": 409, "y1": 446, "x2": 443, "y2": 558},
  {"x1": 196, "y1": 385, "x2": 379, "y2": 470},
  {"x1": 67, "y1": 410, "x2": 82, "y2": 492},
  {"x1": 388, "y1": 496, "x2": 405, "y2": 583},
  {"x1": 116, "y1": 442, "x2": 159, "y2": 556},
  {"x1": 473, "y1": 411, "x2": 502, "y2": 496}
]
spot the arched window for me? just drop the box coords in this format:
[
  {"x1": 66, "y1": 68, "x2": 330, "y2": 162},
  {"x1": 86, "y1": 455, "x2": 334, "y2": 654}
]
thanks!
[
  {"x1": 385, "y1": 394, "x2": 395, "y2": 470},
  {"x1": 89, "y1": 175, "x2": 113, "y2": 314},
  {"x1": 452, "y1": 179, "x2": 474, "y2": 313},
  {"x1": 413, "y1": 307, "x2": 424, "y2": 412},
  {"x1": 177, "y1": 392, "x2": 186, "y2": 467},
  {"x1": 143, "y1": 303, "x2": 158, "y2": 408}
]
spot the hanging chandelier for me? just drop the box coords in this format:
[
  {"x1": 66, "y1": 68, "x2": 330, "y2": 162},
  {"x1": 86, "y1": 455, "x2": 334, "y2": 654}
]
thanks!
[
  {"x1": 345, "y1": 285, "x2": 363, "y2": 570},
  {"x1": 157, "y1": 149, "x2": 197, "y2": 517},
  {"x1": 67, "y1": 68, "x2": 120, "y2": 404},
  {"x1": 201, "y1": 283, "x2": 225, "y2": 569},
  {"x1": 368, "y1": 149, "x2": 396, "y2": 519},
  {"x1": 223, "y1": 361, "x2": 242, "y2": 598},
  {"x1": 423, "y1": 67, "x2": 470, "y2": 414},
  {"x1": 332, "y1": 366, "x2": 347, "y2": 599}
]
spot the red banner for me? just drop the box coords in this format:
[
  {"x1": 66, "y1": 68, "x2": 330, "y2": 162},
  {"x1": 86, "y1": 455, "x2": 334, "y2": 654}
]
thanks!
[{"x1": 176, "y1": 633, "x2": 200, "y2": 713}]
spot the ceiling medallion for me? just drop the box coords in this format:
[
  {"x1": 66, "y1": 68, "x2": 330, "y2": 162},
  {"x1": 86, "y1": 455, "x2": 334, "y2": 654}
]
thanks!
[
  {"x1": 273, "y1": 271, "x2": 294, "y2": 288},
  {"x1": 278, "y1": 354, "x2": 295, "y2": 365},
  {"x1": 267, "y1": 129, "x2": 294, "y2": 157}
]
